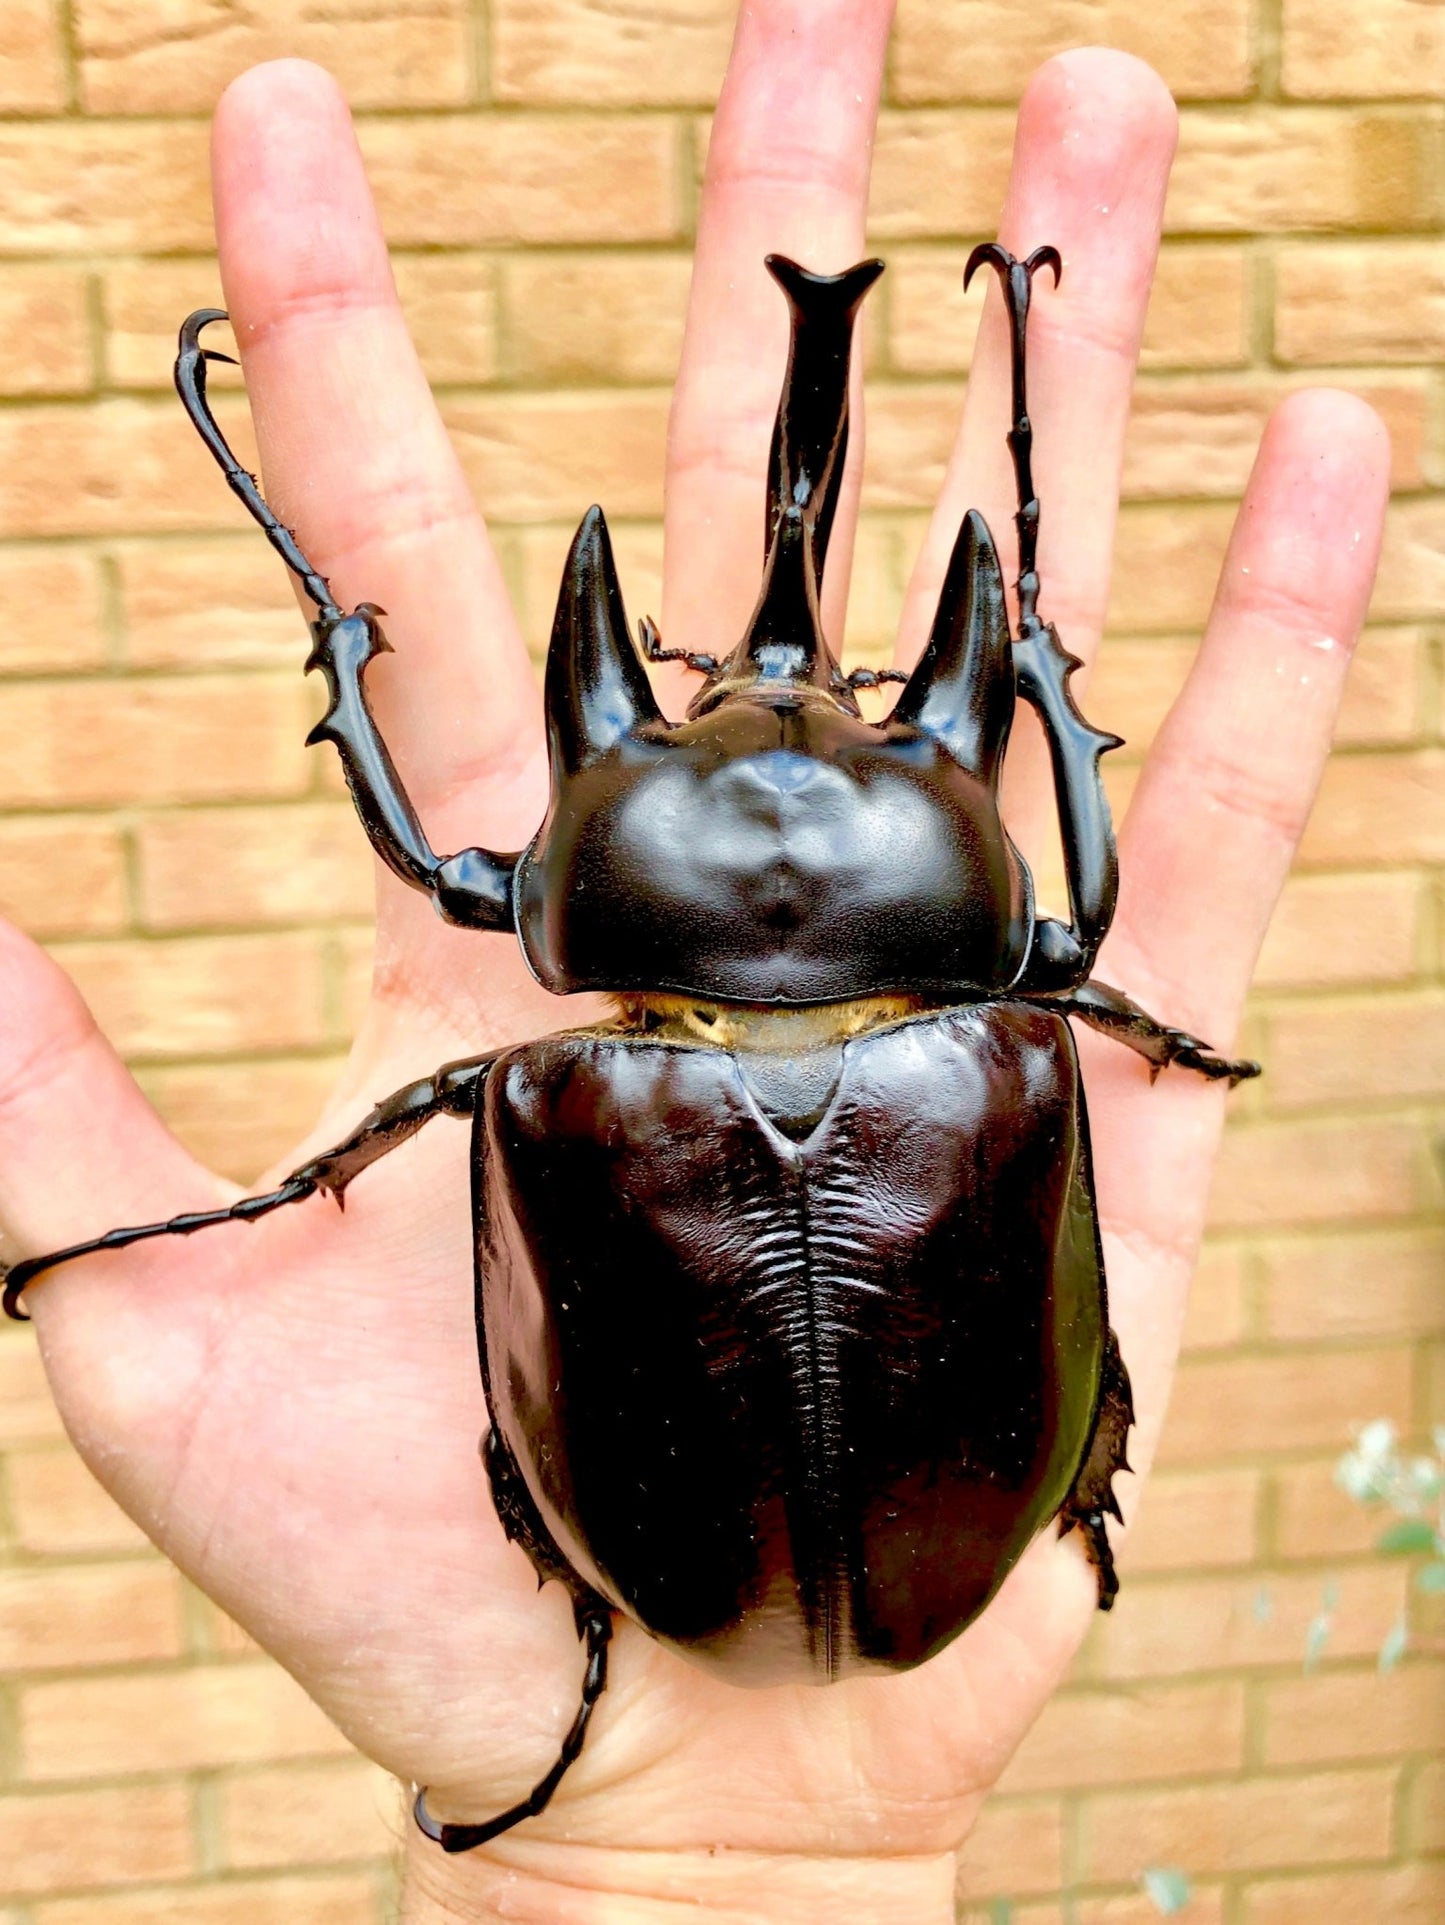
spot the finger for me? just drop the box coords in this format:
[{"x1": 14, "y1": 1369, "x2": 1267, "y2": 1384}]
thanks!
[
  {"x1": 895, "y1": 51, "x2": 1176, "y2": 866},
  {"x1": 661, "y1": 0, "x2": 894, "y2": 668},
  {"x1": 0, "y1": 920, "x2": 217, "y2": 1302},
  {"x1": 212, "y1": 61, "x2": 545, "y2": 852},
  {"x1": 1106, "y1": 388, "x2": 1391, "y2": 1039}
]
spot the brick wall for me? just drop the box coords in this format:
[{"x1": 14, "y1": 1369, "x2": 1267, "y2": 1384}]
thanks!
[{"x1": 0, "y1": 3, "x2": 1440, "y2": 1920}]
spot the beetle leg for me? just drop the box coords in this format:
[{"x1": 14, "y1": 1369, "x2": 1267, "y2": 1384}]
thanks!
[
  {"x1": 964, "y1": 247, "x2": 1125, "y2": 992},
  {"x1": 412, "y1": 1596, "x2": 613, "y2": 1853},
  {"x1": 1034, "y1": 980, "x2": 1261, "y2": 1087},
  {"x1": 1, "y1": 1053, "x2": 499, "y2": 1320},
  {"x1": 636, "y1": 614, "x2": 719, "y2": 677},
  {"x1": 1058, "y1": 1326, "x2": 1134, "y2": 1611},
  {"x1": 176, "y1": 311, "x2": 517, "y2": 933}
]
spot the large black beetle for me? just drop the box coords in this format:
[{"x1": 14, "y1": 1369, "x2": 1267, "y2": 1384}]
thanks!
[{"x1": 2, "y1": 243, "x2": 1257, "y2": 1852}]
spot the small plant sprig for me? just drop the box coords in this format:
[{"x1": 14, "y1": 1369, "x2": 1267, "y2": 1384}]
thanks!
[{"x1": 1335, "y1": 1420, "x2": 1445, "y2": 1668}]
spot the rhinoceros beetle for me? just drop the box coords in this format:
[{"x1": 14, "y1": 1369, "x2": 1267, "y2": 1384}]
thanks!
[{"x1": 3, "y1": 243, "x2": 1258, "y2": 1852}]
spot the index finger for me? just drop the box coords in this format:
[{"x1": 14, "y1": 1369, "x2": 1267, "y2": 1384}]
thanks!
[{"x1": 212, "y1": 61, "x2": 545, "y2": 852}]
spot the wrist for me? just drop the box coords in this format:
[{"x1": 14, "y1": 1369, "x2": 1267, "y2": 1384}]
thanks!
[{"x1": 401, "y1": 1825, "x2": 957, "y2": 1924}]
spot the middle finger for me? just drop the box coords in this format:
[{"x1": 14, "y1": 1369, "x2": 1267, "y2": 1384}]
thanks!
[
  {"x1": 662, "y1": 0, "x2": 896, "y2": 668},
  {"x1": 896, "y1": 50, "x2": 1178, "y2": 855}
]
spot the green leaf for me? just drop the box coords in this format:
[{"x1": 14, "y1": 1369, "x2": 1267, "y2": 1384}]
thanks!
[
  {"x1": 1304, "y1": 1611, "x2": 1332, "y2": 1672},
  {"x1": 1377, "y1": 1519, "x2": 1437, "y2": 1556},
  {"x1": 1415, "y1": 1560, "x2": 1445, "y2": 1595},
  {"x1": 989, "y1": 1901, "x2": 1014, "y2": 1925},
  {"x1": 1142, "y1": 1867, "x2": 1193, "y2": 1915},
  {"x1": 1379, "y1": 1618, "x2": 1409, "y2": 1671}
]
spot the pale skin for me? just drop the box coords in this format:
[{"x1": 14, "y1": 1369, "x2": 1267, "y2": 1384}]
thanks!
[{"x1": 0, "y1": 5, "x2": 1390, "y2": 1921}]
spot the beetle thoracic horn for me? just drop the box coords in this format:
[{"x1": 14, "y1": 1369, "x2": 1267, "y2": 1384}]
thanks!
[
  {"x1": 891, "y1": 508, "x2": 1014, "y2": 783},
  {"x1": 544, "y1": 503, "x2": 667, "y2": 769}
]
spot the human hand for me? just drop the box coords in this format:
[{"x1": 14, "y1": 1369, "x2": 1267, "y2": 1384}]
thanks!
[{"x1": 0, "y1": 4, "x2": 1389, "y2": 1922}]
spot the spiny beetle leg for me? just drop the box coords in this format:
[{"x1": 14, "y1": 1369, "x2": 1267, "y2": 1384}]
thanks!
[
  {"x1": 1058, "y1": 1327, "x2": 1134, "y2": 1611},
  {"x1": 0, "y1": 1053, "x2": 499, "y2": 1321},
  {"x1": 1035, "y1": 979, "x2": 1262, "y2": 1088},
  {"x1": 412, "y1": 1597, "x2": 613, "y2": 1854}
]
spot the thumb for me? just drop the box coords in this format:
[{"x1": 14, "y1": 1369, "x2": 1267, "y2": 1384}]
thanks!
[{"x1": 0, "y1": 916, "x2": 222, "y2": 1306}]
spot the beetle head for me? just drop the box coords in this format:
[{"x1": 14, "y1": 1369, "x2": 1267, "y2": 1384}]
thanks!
[{"x1": 513, "y1": 259, "x2": 1034, "y2": 1005}]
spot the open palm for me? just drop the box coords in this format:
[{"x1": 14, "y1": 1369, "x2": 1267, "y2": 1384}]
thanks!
[{"x1": 0, "y1": 8, "x2": 1388, "y2": 1920}]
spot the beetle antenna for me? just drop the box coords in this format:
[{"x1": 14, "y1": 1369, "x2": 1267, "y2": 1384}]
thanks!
[
  {"x1": 637, "y1": 615, "x2": 718, "y2": 678},
  {"x1": 963, "y1": 243, "x2": 1062, "y2": 638},
  {"x1": 174, "y1": 310, "x2": 341, "y2": 620}
]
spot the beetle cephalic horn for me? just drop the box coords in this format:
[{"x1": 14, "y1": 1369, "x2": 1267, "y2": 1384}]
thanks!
[
  {"x1": 691, "y1": 257, "x2": 884, "y2": 717},
  {"x1": 891, "y1": 509, "x2": 1014, "y2": 783},
  {"x1": 545, "y1": 505, "x2": 666, "y2": 770}
]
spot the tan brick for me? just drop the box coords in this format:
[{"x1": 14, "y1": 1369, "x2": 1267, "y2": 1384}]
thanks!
[
  {"x1": 1272, "y1": 1458, "x2": 1381, "y2": 1562},
  {"x1": 1124, "y1": 1468, "x2": 1260, "y2": 1573},
  {"x1": 0, "y1": 1329, "x2": 65, "y2": 1447},
  {"x1": 1255, "y1": 872, "x2": 1422, "y2": 991},
  {"x1": 1241, "y1": 1862, "x2": 1445, "y2": 1925},
  {"x1": 1091, "y1": 1563, "x2": 1407, "y2": 1679},
  {"x1": 0, "y1": 122, "x2": 212, "y2": 255},
  {"x1": 1074, "y1": 1897, "x2": 1227, "y2": 1925},
  {"x1": 102, "y1": 262, "x2": 245, "y2": 393},
  {"x1": 357, "y1": 115, "x2": 680, "y2": 247},
  {"x1": 1300, "y1": 750, "x2": 1445, "y2": 869},
  {"x1": 869, "y1": 111, "x2": 1016, "y2": 242},
  {"x1": 0, "y1": 549, "x2": 107, "y2": 676},
  {"x1": 1263, "y1": 1663, "x2": 1445, "y2": 1767},
  {"x1": 509, "y1": 517, "x2": 662, "y2": 661},
  {"x1": 0, "y1": 1784, "x2": 191, "y2": 1897},
  {"x1": 444, "y1": 389, "x2": 669, "y2": 521},
  {"x1": 493, "y1": 0, "x2": 732, "y2": 105},
  {"x1": 1276, "y1": 240, "x2": 1445, "y2": 365},
  {"x1": 1265, "y1": 993, "x2": 1445, "y2": 1110},
  {"x1": 7, "y1": 1446, "x2": 150, "y2": 1556},
  {"x1": 1405, "y1": 1756, "x2": 1445, "y2": 1853},
  {"x1": 76, "y1": 0, "x2": 472, "y2": 113},
  {"x1": 0, "y1": 398, "x2": 268, "y2": 540},
  {"x1": 116, "y1": 540, "x2": 304, "y2": 672},
  {"x1": 0, "y1": 818, "x2": 128, "y2": 940},
  {"x1": 888, "y1": 243, "x2": 1250, "y2": 377},
  {"x1": 1092, "y1": 627, "x2": 1424, "y2": 762},
  {"x1": 393, "y1": 254, "x2": 499, "y2": 387},
  {"x1": 1282, "y1": 0, "x2": 1445, "y2": 101},
  {"x1": 1182, "y1": 1241, "x2": 1248, "y2": 1352},
  {"x1": 1262, "y1": 1228, "x2": 1445, "y2": 1344},
  {"x1": 0, "y1": 675, "x2": 311, "y2": 809},
  {"x1": 893, "y1": 0, "x2": 1252, "y2": 102},
  {"x1": 1081, "y1": 1767, "x2": 1394, "y2": 1881},
  {"x1": 0, "y1": 267, "x2": 92, "y2": 398},
  {"x1": 1123, "y1": 374, "x2": 1427, "y2": 499},
  {"x1": 1107, "y1": 503, "x2": 1235, "y2": 633},
  {"x1": 1377, "y1": 498, "x2": 1445, "y2": 621},
  {"x1": 862, "y1": 379, "x2": 965, "y2": 509},
  {"x1": 104, "y1": 256, "x2": 498, "y2": 392},
  {"x1": 31, "y1": 1873, "x2": 378, "y2": 1925},
  {"x1": 501, "y1": 252, "x2": 691, "y2": 385},
  {"x1": 1142, "y1": 247, "x2": 1253, "y2": 371},
  {"x1": 0, "y1": 0, "x2": 67, "y2": 111},
  {"x1": 1159, "y1": 1349, "x2": 1415, "y2": 1465},
  {"x1": 51, "y1": 931, "x2": 330, "y2": 1060},
  {"x1": 220, "y1": 1757, "x2": 398, "y2": 1870},
  {"x1": 1168, "y1": 108, "x2": 1444, "y2": 234},
  {"x1": 21, "y1": 1660, "x2": 349, "y2": 1779},
  {"x1": 1000, "y1": 1680, "x2": 1245, "y2": 1795},
  {"x1": 1207, "y1": 1117, "x2": 1428, "y2": 1230},
  {"x1": 956, "y1": 1797, "x2": 1064, "y2": 1900},
  {"x1": 0, "y1": 1564, "x2": 182, "y2": 1673},
  {"x1": 136, "y1": 804, "x2": 372, "y2": 930},
  {"x1": 138, "y1": 1056, "x2": 345, "y2": 1184}
]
